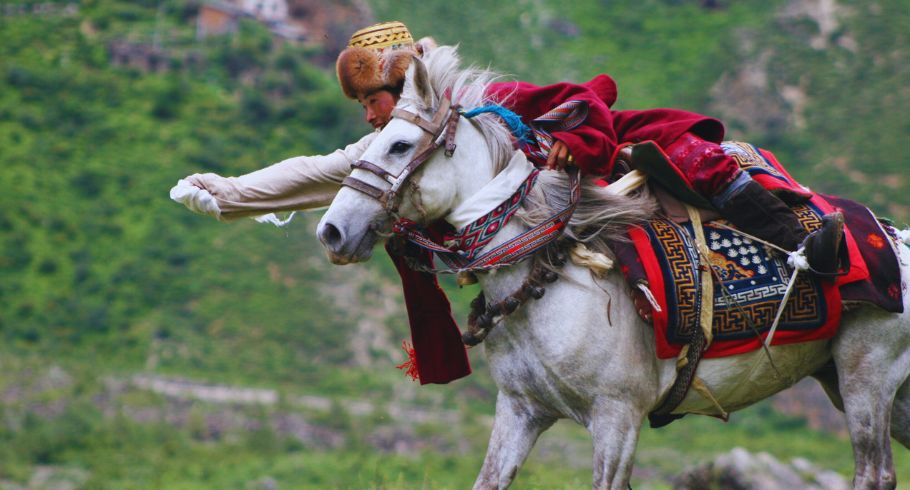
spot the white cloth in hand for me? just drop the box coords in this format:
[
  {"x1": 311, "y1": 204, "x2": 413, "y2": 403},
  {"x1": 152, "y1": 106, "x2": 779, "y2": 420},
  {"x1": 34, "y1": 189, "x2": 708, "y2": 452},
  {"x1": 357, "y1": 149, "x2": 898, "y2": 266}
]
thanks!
[
  {"x1": 254, "y1": 212, "x2": 298, "y2": 227},
  {"x1": 170, "y1": 179, "x2": 221, "y2": 218}
]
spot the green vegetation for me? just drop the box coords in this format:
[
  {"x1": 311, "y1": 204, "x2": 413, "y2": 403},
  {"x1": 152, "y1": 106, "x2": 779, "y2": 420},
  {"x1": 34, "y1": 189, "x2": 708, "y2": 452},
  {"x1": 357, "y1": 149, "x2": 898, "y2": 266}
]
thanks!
[{"x1": 1, "y1": 0, "x2": 909, "y2": 488}]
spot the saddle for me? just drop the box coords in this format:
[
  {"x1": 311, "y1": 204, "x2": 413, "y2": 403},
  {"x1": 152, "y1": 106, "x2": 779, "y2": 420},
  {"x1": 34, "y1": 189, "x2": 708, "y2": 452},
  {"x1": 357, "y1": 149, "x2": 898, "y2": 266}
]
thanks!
[
  {"x1": 631, "y1": 207, "x2": 841, "y2": 359},
  {"x1": 612, "y1": 141, "x2": 903, "y2": 360},
  {"x1": 607, "y1": 141, "x2": 905, "y2": 427}
]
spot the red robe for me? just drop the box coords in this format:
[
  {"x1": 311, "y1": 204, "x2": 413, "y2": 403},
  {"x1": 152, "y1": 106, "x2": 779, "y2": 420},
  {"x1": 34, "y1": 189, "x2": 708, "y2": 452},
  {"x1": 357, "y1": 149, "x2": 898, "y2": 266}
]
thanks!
[{"x1": 487, "y1": 74, "x2": 725, "y2": 177}]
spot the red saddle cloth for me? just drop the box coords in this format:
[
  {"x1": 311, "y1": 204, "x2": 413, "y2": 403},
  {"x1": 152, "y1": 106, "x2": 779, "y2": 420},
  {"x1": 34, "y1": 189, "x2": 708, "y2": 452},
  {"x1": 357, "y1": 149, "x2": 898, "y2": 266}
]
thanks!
[
  {"x1": 615, "y1": 142, "x2": 902, "y2": 359},
  {"x1": 629, "y1": 201, "x2": 849, "y2": 359}
]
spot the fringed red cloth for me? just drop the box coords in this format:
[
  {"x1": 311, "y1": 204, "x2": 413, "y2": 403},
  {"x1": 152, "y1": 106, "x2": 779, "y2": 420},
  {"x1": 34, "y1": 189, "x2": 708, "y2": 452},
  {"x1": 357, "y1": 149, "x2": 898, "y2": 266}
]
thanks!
[
  {"x1": 396, "y1": 341, "x2": 420, "y2": 382},
  {"x1": 387, "y1": 242, "x2": 471, "y2": 385}
]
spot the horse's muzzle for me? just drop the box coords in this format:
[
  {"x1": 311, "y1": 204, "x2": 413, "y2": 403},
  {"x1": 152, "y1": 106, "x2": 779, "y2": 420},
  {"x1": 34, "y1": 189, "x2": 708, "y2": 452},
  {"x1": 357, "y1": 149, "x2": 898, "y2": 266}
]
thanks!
[{"x1": 316, "y1": 219, "x2": 375, "y2": 264}]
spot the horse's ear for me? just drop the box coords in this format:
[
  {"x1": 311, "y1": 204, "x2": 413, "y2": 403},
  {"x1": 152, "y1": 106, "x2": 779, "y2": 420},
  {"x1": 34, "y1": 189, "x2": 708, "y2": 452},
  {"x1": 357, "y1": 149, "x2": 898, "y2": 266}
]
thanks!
[{"x1": 404, "y1": 55, "x2": 434, "y2": 110}]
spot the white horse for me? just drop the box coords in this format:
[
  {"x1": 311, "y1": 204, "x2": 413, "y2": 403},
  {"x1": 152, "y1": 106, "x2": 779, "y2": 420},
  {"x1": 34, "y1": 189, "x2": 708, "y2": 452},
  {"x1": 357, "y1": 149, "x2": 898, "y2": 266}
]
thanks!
[{"x1": 316, "y1": 46, "x2": 910, "y2": 489}]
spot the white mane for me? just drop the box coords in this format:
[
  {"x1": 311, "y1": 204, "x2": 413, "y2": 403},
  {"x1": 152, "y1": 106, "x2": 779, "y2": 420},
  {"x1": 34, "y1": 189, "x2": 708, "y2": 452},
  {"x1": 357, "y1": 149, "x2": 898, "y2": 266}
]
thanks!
[{"x1": 400, "y1": 45, "x2": 515, "y2": 174}]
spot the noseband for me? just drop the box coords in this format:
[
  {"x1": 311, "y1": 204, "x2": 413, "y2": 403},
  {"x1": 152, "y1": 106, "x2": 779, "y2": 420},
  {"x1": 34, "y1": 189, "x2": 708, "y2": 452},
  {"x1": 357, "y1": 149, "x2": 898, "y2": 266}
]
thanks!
[{"x1": 341, "y1": 97, "x2": 461, "y2": 214}]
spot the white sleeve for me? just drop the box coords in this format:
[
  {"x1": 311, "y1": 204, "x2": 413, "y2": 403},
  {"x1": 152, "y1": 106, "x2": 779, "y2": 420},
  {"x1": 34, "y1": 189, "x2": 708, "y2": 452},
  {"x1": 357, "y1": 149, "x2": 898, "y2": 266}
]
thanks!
[{"x1": 181, "y1": 133, "x2": 375, "y2": 221}]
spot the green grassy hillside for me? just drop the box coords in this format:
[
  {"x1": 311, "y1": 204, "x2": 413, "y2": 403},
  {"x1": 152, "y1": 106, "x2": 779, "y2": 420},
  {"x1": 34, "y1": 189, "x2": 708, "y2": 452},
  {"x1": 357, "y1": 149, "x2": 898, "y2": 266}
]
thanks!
[{"x1": 1, "y1": 0, "x2": 909, "y2": 488}]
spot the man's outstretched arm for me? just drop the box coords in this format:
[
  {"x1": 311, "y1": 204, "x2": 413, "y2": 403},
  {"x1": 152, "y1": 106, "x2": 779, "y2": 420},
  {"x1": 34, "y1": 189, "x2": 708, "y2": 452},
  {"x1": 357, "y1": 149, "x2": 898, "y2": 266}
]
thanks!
[{"x1": 173, "y1": 132, "x2": 376, "y2": 221}]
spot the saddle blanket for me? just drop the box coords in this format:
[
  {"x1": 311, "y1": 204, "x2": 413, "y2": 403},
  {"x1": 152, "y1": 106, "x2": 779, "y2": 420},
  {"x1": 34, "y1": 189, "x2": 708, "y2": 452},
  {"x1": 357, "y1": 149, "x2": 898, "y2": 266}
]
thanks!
[
  {"x1": 630, "y1": 204, "x2": 841, "y2": 359},
  {"x1": 618, "y1": 142, "x2": 904, "y2": 359}
]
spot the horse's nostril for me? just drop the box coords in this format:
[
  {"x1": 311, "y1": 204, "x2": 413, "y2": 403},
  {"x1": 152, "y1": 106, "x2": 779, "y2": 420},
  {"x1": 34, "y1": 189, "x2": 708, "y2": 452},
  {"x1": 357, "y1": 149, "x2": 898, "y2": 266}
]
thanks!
[{"x1": 318, "y1": 222, "x2": 344, "y2": 252}]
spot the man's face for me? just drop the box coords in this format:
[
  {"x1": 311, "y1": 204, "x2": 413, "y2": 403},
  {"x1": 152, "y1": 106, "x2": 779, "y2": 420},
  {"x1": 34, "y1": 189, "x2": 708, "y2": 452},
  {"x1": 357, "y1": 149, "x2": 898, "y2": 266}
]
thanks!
[{"x1": 359, "y1": 90, "x2": 398, "y2": 129}]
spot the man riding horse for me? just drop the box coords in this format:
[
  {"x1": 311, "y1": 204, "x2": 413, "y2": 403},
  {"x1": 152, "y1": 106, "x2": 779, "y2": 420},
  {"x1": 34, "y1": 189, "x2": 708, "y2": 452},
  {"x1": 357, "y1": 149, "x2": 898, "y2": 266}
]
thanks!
[
  {"x1": 175, "y1": 20, "x2": 844, "y2": 276},
  {"x1": 172, "y1": 21, "x2": 847, "y2": 382}
]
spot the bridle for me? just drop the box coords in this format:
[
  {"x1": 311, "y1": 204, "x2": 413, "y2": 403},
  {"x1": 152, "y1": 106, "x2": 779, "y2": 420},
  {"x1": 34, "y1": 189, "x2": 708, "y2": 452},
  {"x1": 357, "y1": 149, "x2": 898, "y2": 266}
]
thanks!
[
  {"x1": 341, "y1": 96, "x2": 461, "y2": 215},
  {"x1": 342, "y1": 94, "x2": 581, "y2": 274},
  {"x1": 339, "y1": 91, "x2": 584, "y2": 347}
]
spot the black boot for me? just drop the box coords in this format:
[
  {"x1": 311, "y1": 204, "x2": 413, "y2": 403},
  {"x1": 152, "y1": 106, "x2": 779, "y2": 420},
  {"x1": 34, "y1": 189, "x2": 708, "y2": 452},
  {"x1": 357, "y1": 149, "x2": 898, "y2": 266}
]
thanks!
[
  {"x1": 715, "y1": 181, "x2": 846, "y2": 275},
  {"x1": 802, "y1": 211, "x2": 848, "y2": 276},
  {"x1": 715, "y1": 180, "x2": 807, "y2": 251}
]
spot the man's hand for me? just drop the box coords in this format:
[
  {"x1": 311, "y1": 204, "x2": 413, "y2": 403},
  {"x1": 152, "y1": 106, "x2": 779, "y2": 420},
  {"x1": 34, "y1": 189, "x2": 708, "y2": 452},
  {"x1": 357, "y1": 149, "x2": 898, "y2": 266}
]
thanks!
[
  {"x1": 170, "y1": 178, "x2": 221, "y2": 219},
  {"x1": 545, "y1": 140, "x2": 574, "y2": 171}
]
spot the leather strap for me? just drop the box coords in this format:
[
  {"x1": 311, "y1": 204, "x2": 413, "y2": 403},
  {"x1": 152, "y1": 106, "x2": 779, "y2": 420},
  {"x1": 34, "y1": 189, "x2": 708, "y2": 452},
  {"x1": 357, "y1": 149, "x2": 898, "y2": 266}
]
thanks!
[
  {"x1": 444, "y1": 105, "x2": 461, "y2": 156},
  {"x1": 342, "y1": 176, "x2": 387, "y2": 203},
  {"x1": 391, "y1": 108, "x2": 440, "y2": 134},
  {"x1": 650, "y1": 204, "x2": 718, "y2": 420},
  {"x1": 352, "y1": 159, "x2": 395, "y2": 180},
  {"x1": 342, "y1": 96, "x2": 459, "y2": 213},
  {"x1": 390, "y1": 97, "x2": 452, "y2": 135}
]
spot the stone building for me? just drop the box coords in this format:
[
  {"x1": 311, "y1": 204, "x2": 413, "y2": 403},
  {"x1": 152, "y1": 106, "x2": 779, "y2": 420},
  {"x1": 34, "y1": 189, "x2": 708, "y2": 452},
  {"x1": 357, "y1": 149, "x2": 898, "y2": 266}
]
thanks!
[{"x1": 196, "y1": 0, "x2": 305, "y2": 41}]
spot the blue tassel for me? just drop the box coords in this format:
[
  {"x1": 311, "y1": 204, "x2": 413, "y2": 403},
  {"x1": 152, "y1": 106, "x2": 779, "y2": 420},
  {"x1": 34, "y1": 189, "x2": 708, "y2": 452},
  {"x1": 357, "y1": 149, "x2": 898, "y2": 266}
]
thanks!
[{"x1": 463, "y1": 105, "x2": 533, "y2": 144}]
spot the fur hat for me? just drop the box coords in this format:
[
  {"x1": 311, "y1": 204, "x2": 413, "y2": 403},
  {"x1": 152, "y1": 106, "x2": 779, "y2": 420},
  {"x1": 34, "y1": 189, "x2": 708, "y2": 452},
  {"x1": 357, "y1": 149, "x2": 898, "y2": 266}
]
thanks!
[
  {"x1": 336, "y1": 45, "x2": 414, "y2": 99},
  {"x1": 336, "y1": 21, "x2": 437, "y2": 99}
]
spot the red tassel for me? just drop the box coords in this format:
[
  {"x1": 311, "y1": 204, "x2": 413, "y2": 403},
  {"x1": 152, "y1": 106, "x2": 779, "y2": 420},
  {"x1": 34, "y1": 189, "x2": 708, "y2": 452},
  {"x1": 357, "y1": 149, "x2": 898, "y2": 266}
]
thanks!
[{"x1": 396, "y1": 340, "x2": 420, "y2": 382}]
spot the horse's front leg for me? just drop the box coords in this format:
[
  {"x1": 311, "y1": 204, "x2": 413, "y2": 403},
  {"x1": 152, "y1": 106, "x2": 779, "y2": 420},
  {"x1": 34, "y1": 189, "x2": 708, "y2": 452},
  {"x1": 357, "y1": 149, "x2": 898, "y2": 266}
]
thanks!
[
  {"x1": 473, "y1": 392, "x2": 555, "y2": 490},
  {"x1": 588, "y1": 398, "x2": 646, "y2": 490}
]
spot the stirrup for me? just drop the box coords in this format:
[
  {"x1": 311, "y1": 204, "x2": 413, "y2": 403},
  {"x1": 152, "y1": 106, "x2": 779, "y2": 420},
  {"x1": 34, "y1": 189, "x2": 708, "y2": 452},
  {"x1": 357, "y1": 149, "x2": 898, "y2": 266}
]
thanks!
[{"x1": 802, "y1": 212, "x2": 848, "y2": 277}]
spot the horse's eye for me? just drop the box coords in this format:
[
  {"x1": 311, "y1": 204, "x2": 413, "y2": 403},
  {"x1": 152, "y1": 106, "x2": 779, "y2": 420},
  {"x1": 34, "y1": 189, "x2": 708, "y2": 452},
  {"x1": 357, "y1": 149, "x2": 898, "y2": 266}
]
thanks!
[{"x1": 389, "y1": 141, "x2": 412, "y2": 155}]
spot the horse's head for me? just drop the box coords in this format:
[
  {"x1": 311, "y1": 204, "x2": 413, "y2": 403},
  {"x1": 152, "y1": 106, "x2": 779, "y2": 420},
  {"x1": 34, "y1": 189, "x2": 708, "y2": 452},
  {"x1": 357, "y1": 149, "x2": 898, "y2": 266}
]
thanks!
[{"x1": 317, "y1": 46, "x2": 511, "y2": 264}]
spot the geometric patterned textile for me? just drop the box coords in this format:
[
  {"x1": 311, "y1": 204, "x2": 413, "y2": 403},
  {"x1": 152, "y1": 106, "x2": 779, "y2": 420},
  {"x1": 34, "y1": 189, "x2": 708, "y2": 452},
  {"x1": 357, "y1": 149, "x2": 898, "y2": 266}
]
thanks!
[
  {"x1": 444, "y1": 170, "x2": 539, "y2": 260},
  {"x1": 347, "y1": 21, "x2": 414, "y2": 51},
  {"x1": 721, "y1": 141, "x2": 790, "y2": 181},
  {"x1": 721, "y1": 141, "x2": 869, "y2": 291},
  {"x1": 720, "y1": 141, "x2": 813, "y2": 200},
  {"x1": 619, "y1": 140, "x2": 900, "y2": 359},
  {"x1": 391, "y1": 168, "x2": 579, "y2": 273},
  {"x1": 520, "y1": 100, "x2": 590, "y2": 166},
  {"x1": 634, "y1": 202, "x2": 843, "y2": 359}
]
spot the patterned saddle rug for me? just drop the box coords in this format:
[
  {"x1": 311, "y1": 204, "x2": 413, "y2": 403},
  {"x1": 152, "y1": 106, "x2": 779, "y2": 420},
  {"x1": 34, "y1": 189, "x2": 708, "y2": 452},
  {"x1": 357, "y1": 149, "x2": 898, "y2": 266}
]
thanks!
[
  {"x1": 631, "y1": 206, "x2": 839, "y2": 359},
  {"x1": 616, "y1": 142, "x2": 903, "y2": 359}
]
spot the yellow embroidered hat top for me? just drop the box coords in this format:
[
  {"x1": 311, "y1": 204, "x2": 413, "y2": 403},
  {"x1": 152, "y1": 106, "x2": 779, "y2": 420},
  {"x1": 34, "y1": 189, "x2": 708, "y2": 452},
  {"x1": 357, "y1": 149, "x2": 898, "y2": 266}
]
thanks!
[{"x1": 347, "y1": 21, "x2": 415, "y2": 51}]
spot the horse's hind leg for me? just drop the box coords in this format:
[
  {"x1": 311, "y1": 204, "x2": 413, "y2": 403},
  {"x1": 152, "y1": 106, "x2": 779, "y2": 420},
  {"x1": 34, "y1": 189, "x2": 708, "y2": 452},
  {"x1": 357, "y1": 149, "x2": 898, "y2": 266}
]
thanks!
[
  {"x1": 812, "y1": 360, "x2": 844, "y2": 411},
  {"x1": 829, "y1": 358, "x2": 910, "y2": 450},
  {"x1": 835, "y1": 311, "x2": 910, "y2": 489},
  {"x1": 890, "y1": 376, "x2": 910, "y2": 449},
  {"x1": 588, "y1": 398, "x2": 646, "y2": 490},
  {"x1": 473, "y1": 392, "x2": 555, "y2": 490}
]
